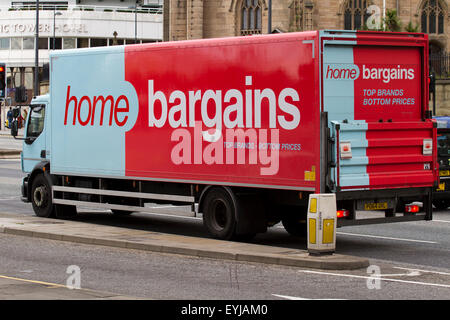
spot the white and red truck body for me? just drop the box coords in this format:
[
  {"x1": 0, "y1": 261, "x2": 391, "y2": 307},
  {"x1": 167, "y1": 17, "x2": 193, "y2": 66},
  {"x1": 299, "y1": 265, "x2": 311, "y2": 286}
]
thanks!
[{"x1": 19, "y1": 30, "x2": 436, "y2": 239}]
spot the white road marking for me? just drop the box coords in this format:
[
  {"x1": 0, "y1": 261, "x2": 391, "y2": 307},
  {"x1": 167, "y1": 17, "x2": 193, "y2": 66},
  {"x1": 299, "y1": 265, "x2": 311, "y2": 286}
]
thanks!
[
  {"x1": 272, "y1": 294, "x2": 308, "y2": 300},
  {"x1": 298, "y1": 270, "x2": 450, "y2": 289},
  {"x1": 432, "y1": 219, "x2": 450, "y2": 223},
  {"x1": 376, "y1": 271, "x2": 421, "y2": 277},
  {"x1": 393, "y1": 267, "x2": 450, "y2": 276},
  {"x1": 272, "y1": 294, "x2": 344, "y2": 300},
  {"x1": 337, "y1": 232, "x2": 438, "y2": 244}
]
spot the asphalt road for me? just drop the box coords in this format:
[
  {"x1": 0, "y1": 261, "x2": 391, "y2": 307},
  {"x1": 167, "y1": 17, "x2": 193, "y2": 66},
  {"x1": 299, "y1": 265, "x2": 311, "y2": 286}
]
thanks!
[
  {"x1": 0, "y1": 157, "x2": 449, "y2": 299},
  {"x1": 1, "y1": 232, "x2": 449, "y2": 300}
]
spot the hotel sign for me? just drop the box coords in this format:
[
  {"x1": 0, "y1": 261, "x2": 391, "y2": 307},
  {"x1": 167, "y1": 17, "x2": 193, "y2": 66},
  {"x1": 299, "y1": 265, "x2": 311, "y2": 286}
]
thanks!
[{"x1": 0, "y1": 23, "x2": 88, "y2": 34}]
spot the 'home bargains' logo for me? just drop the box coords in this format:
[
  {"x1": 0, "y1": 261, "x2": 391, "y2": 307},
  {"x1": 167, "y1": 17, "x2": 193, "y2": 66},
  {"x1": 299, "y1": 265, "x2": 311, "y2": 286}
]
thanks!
[{"x1": 325, "y1": 64, "x2": 415, "y2": 84}]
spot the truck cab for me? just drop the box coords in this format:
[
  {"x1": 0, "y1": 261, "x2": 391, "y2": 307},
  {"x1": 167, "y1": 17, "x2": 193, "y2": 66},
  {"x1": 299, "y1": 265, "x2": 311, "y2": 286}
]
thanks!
[
  {"x1": 21, "y1": 95, "x2": 50, "y2": 174},
  {"x1": 10, "y1": 95, "x2": 51, "y2": 209}
]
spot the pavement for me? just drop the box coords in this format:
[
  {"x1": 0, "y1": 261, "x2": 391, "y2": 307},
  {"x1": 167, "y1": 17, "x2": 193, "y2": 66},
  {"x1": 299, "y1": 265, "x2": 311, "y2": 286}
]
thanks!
[
  {"x1": 0, "y1": 128, "x2": 22, "y2": 158},
  {"x1": 0, "y1": 212, "x2": 369, "y2": 271}
]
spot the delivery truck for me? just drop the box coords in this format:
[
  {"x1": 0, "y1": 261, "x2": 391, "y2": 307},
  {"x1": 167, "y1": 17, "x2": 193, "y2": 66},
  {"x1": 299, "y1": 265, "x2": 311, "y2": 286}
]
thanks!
[{"x1": 12, "y1": 30, "x2": 437, "y2": 240}]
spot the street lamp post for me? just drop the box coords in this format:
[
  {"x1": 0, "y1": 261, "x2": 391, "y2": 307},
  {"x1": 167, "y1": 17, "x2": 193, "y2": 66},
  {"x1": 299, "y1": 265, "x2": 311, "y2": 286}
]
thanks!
[
  {"x1": 134, "y1": 5, "x2": 137, "y2": 44},
  {"x1": 268, "y1": 0, "x2": 272, "y2": 34},
  {"x1": 34, "y1": 0, "x2": 39, "y2": 97},
  {"x1": 129, "y1": 1, "x2": 140, "y2": 44}
]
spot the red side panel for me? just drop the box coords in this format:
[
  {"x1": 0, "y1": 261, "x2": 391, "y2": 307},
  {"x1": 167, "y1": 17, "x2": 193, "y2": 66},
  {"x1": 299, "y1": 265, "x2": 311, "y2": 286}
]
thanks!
[{"x1": 123, "y1": 33, "x2": 321, "y2": 190}]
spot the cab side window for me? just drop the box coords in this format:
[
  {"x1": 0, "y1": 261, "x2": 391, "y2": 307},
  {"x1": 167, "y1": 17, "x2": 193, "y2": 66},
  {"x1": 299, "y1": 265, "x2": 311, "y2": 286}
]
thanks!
[{"x1": 26, "y1": 105, "x2": 45, "y2": 139}]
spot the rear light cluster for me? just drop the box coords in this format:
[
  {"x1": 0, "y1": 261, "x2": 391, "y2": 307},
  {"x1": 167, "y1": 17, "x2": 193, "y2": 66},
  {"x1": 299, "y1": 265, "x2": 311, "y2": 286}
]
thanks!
[
  {"x1": 336, "y1": 209, "x2": 350, "y2": 218},
  {"x1": 423, "y1": 139, "x2": 433, "y2": 155},
  {"x1": 405, "y1": 204, "x2": 420, "y2": 214},
  {"x1": 340, "y1": 142, "x2": 352, "y2": 159}
]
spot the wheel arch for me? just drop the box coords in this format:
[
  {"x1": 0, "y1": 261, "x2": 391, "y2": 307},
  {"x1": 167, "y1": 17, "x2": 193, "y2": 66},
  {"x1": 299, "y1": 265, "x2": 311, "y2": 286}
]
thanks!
[{"x1": 26, "y1": 161, "x2": 52, "y2": 201}]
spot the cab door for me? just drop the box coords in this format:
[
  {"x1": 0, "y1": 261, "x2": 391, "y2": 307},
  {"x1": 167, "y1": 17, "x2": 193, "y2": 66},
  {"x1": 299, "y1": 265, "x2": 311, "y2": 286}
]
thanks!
[{"x1": 22, "y1": 104, "x2": 47, "y2": 173}]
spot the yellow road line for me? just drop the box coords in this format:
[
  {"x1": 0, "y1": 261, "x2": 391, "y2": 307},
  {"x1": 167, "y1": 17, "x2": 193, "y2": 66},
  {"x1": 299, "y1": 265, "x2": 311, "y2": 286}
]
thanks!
[{"x1": 0, "y1": 274, "x2": 69, "y2": 289}]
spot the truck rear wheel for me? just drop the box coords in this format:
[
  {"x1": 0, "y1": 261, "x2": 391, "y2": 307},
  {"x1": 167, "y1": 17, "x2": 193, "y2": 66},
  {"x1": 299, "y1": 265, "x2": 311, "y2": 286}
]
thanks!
[
  {"x1": 202, "y1": 188, "x2": 239, "y2": 240},
  {"x1": 281, "y1": 207, "x2": 307, "y2": 237},
  {"x1": 31, "y1": 173, "x2": 55, "y2": 218}
]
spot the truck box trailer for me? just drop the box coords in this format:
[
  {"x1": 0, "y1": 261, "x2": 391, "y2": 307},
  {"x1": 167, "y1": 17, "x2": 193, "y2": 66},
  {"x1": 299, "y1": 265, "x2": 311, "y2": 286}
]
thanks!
[{"x1": 14, "y1": 30, "x2": 436, "y2": 240}]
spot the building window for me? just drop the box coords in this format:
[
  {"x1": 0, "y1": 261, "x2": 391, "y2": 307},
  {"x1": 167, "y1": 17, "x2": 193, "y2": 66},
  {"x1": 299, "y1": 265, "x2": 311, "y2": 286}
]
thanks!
[
  {"x1": 11, "y1": 38, "x2": 22, "y2": 50},
  {"x1": 77, "y1": 38, "x2": 89, "y2": 48},
  {"x1": 241, "y1": 0, "x2": 262, "y2": 35},
  {"x1": 344, "y1": 0, "x2": 370, "y2": 30},
  {"x1": 0, "y1": 38, "x2": 10, "y2": 50},
  {"x1": 421, "y1": 0, "x2": 445, "y2": 34},
  {"x1": 39, "y1": 38, "x2": 49, "y2": 49},
  {"x1": 90, "y1": 38, "x2": 108, "y2": 47},
  {"x1": 23, "y1": 37, "x2": 35, "y2": 50},
  {"x1": 63, "y1": 38, "x2": 76, "y2": 49},
  {"x1": 50, "y1": 38, "x2": 62, "y2": 50}
]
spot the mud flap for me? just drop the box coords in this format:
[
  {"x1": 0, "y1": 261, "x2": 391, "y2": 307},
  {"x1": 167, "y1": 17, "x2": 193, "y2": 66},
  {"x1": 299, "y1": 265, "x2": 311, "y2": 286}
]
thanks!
[
  {"x1": 235, "y1": 193, "x2": 267, "y2": 235},
  {"x1": 423, "y1": 188, "x2": 433, "y2": 221}
]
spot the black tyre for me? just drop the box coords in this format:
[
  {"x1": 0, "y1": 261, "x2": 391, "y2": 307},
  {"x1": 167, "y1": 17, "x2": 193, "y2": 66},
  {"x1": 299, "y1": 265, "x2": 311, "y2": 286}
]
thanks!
[
  {"x1": 433, "y1": 199, "x2": 450, "y2": 210},
  {"x1": 385, "y1": 208, "x2": 395, "y2": 217},
  {"x1": 281, "y1": 211, "x2": 307, "y2": 237},
  {"x1": 31, "y1": 173, "x2": 55, "y2": 218},
  {"x1": 202, "y1": 188, "x2": 238, "y2": 240}
]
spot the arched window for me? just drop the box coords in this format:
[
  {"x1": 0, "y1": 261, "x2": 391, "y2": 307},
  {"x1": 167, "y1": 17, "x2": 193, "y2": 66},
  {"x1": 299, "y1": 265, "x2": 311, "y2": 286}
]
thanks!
[
  {"x1": 421, "y1": 0, "x2": 445, "y2": 34},
  {"x1": 241, "y1": 0, "x2": 262, "y2": 35},
  {"x1": 344, "y1": 0, "x2": 370, "y2": 30}
]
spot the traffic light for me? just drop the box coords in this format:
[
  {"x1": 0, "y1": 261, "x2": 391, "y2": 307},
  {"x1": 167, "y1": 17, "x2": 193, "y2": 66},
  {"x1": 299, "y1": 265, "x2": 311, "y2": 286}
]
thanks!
[{"x1": 0, "y1": 63, "x2": 6, "y2": 100}]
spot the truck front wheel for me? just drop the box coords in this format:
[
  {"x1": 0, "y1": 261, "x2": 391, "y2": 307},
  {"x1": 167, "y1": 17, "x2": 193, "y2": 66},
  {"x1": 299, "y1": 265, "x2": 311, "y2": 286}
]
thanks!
[{"x1": 31, "y1": 173, "x2": 55, "y2": 218}]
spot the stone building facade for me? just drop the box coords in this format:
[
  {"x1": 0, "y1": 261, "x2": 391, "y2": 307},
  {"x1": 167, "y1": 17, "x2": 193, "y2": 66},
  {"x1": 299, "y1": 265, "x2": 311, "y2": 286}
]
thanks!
[{"x1": 163, "y1": 0, "x2": 449, "y2": 53}]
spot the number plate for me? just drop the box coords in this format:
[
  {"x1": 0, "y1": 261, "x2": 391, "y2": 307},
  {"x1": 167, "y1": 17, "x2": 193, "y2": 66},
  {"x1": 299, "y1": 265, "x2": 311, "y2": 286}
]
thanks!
[
  {"x1": 439, "y1": 170, "x2": 450, "y2": 177},
  {"x1": 364, "y1": 202, "x2": 388, "y2": 210}
]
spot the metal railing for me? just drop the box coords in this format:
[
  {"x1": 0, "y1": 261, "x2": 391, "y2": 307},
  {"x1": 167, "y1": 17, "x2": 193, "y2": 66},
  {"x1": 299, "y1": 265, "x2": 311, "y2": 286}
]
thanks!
[{"x1": 430, "y1": 52, "x2": 450, "y2": 79}]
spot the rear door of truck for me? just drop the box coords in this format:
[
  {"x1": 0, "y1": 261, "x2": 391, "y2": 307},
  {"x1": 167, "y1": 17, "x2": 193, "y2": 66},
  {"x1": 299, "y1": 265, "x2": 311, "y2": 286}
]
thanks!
[{"x1": 320, "y1": 31, "x2": 437, "y2": 202}]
